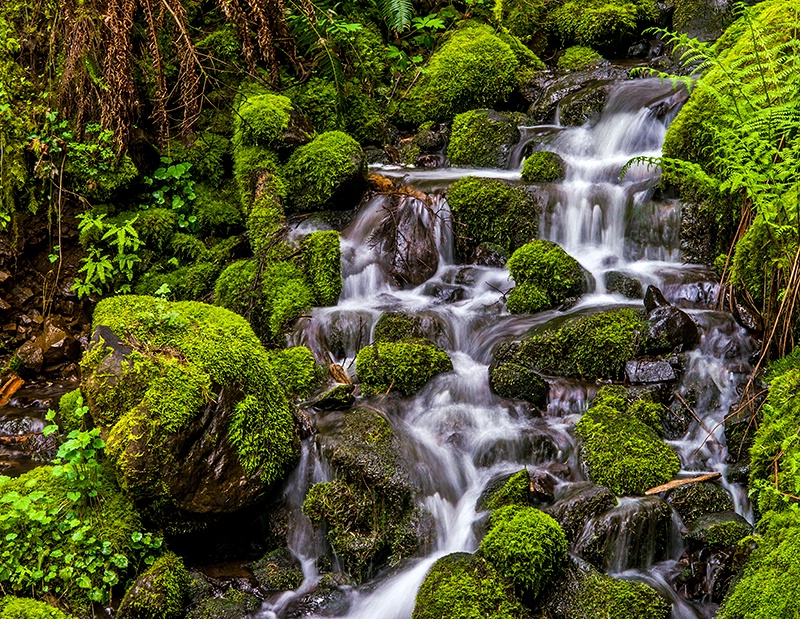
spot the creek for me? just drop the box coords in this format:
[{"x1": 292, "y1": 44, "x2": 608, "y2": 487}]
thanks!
[{"x1": 250, "y1": 75, "x2": 757, "y2": 619}]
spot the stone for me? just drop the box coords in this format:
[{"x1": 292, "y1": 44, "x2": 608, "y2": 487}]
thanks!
[
  {"x1": 250, "y1": 548, "x2": 303, "y2": 592},
  {"x1": 643, "y1": 305, "x2": 699, "y2": 354},
  {"x1": 543, "y1": 482, "x2": 616, "y2": 541},
  {"x1": 667, "y1": 481, "x2": 734, "y2": 525},
  {"x1": 731, "y1": 291, "x2": 764, "y2": 333},
  {"x1": 684, "y1": 510, "x2": 751, "y2": 547},
  {"x1": 625, "y1": 360, "x2": 677, "y2": 384},
  {"x1": 644, "y1": 285, "x2": 670, "y2": 312},
  {"x1": 605, "y1": 271, "x2": 643, "y2": 298},
  {"x1": 283, "y1": 573, "x2": 353, "y2": 618},
  {"x1": 15, "y1": 340, "x2": 44, "y2": 372},
  {"x1": 470, "y1": 243, "x2": 507, "y2": 267},
  {"x1": 40, "y1": 318, "x2": 81, "y2": 364},
  {"x1": 308, "y1": 383, "x2": 355, "y2": 411}
]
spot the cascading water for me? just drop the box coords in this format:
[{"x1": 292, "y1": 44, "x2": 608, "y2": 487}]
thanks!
[{"x1": 255, "y1": 76, "x2": 755, "y2": 619}]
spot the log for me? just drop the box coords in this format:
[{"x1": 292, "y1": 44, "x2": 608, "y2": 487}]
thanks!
[
  {"x1": 644, "y1": 472, "x2": 722, "y2": 495},
  {"x1": 0, "y1": 373, "x2": 24, "y2": 407},
  {"x1": 329, "y1": 364, "x2": 352, "y2": 385}
]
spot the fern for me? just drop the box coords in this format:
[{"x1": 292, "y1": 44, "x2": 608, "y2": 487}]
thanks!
[{"x1": 376, "y1": 0, "x2": 413, "y2": 33}]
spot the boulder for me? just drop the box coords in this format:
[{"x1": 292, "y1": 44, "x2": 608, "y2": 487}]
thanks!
[
  {"x1": 644, "y1": 285, "x2": 670, "y2": 312},
  {"x1": 284, "y1": 573, "x2": 353, "y2": 618},
  {"x1": 447, "y1": 109, "x2": 521, "y2": 168},
  {"x1": 667, "y1": 481, "x2": 734, "y2": 525},
  {"x1": 308, "y1": 383, "x2": 355, "y2": 411},
  {"x1": 605, "y1": 271, "x2": 643, "y2": 298},
  {"x1": 521, "y1": 151, "x2": 566, "y2": 183},
  {"x1": 684, "y1": 511, "x2": 752, "y2": 547},
  {"x1": 250, "y1": 548, "x2": 304, "y2": 591},
  {"x1": 625, "y1": 360, "x2": 677, "y2": 384},
  {"x1": 543, "y1": 482, "x2": 616, "y2": 541},
  {"x1": 471, "y1": 242, "x2": 508, "y2": 267},
  {"x1": 118, "y1": 553, "x2": 190, "y2": 619},
  {"x1": 642, "y1": 305, "x2": 699, "y2": 354}
]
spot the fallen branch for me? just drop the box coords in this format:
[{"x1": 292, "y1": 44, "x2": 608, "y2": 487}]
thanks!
[{"x1": 645, "y1": 472, "x2": 721, "y2": 495}]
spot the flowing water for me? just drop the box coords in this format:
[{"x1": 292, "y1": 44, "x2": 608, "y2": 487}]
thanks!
[{"x1": 256, "y1": 76, "x2": 755, "y2": 619}]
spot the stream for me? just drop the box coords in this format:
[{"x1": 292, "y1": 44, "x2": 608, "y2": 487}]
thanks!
[{"x1": 254, "y1": 75, "x2": 757, "y2": 619}]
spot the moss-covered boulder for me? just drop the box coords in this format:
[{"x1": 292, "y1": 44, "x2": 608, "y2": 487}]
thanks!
[
  {"x1": 402, "y1": 25, "x2": 521, "y2": 124},
  {"x1": 521, "y1": 151, "x2": 566, "y2": 183},
  {"x1": 300, "y1": 230, "x2": 342, "y2": 305},
  {"x1": 716, "y1": 507, "x2": 800, "y2": 619},
  {"x1": 667, "y1": 481, "x2": 734, "y2": 525},
  {"x1": 506, "y1": 240, "x2": 588, "y2": 313},
  {"x1": 684, "y1": 511, "x2": 751, "y2": 547},
  {"x1": 447, "y1": 176, "x2": 539, "y2": 260},
  {"x1": 557, "y1": 46, "x2": 604, "y2": 71},
  {"x1": 673, "y1": 0, "x2": 734, "y2": 41},
  {"x1": 447, "y1": 110, "x2": 521, "y2": 168},
  {"x1": 0, "y1": 597, "x2": 78, "y2": 619},
  {"x1": 575, "y1": 386, "x2": 680, "y2": 495},
  {"x1": 551, "y1": 0, "x2": 659, "y2": 50},
  {"x1": 283, "y1": 131, "x2": 367, "y2": 212},
  {"x1": 267, "y1": 346, "x2": 321, "y2": 400},
  {"x1": 491, "y1": 309, "x2": 644, "y2": 386},
  {"x1": 543, "y1": 482, "x2": 617, "y2": 541},
  {"x1": 118, "y1": 553, "x2": 190, "y2": 619},
  {"x1": 489, "y1": 358, "x2": 549, "y2": 406},
  {"x1": 186, "y1": 589, "x2": 262, "y2": 619},
  {"x1": 303, "y1": 408, "x2": 431, "y2": 582},
  {"x1": 477, "y1": 470, "x2": 533, "y2": 512},
  {"x1": 250, "y1": 547, "x2": 304, "y2": 591},
  {"x1": 538, "y1": 557, "x2": 671, "y2": 619},
  {"x1": 412, "y1": 552, "x2": 528, "y2": 619},
  {"x1": 356, "y1": 339, "x2": 452, "y2": 396},
  {"x1": 479, "y1": 504, "x2": 568, "y2": 597},
  {"x1": 80, "y1": 296, "x2": 299, "y2": 520},
  {"x1": 493, "y1": 0, "x2": 549, "y2": 52}
]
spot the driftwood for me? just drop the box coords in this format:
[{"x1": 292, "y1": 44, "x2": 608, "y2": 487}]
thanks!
[
  {"x1": 0, "y1": 373, "x2": 24, "y2": 407},
  {"x1": 644, "y1": 472, "x2": 722, "y2": 495},
  {"x1": 329, "y1": 364, "x2": 352, "y2": 385}
]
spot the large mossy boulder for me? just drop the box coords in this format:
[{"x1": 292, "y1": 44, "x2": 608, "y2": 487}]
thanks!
[
  {"x1": 521, "y1": 151, "x2": 566, "y2": 183},
  {"x1": 539, "y1": 557, "x2": 671, "y2": 619},
  {"x1": 506, "y1": 240, "x2": 589, "y2": 313},
  {"x1": 412, "y1": 552, "x2": 528, "y2": 619},
  {"x1": 300, "y1": 230, "x2": 342, "y2": 306},
  {"x1": 80, "y1": 296, "x2": 299, "y2": 519},
  {"x1": 283, "y1": 131, "x2": 367, "y2": 212},
  {"x1": 673, "y1": 0, "x2": 734, "y2": 41},
  {"x1": 575, "y1": 386, "x2": 680, "y2": 495},
  {"x1": 303, "y1": 408, "x2": 430, "y2": 582},
  {"x1": 551, "y1": 0, "x2": 659, "y2": 51},
  {"x1": 491, "y1": 308, "x2": 645, "y2": 385},
  {"x1": 0, "y1": 597, "x2": 78, "y2": 619},
  {"x1": 717, "y1": 507, "x2": 800, "y2": 619},
  {"x1": 447, "y1": 176, "x2": 539, "y2": 260},
  {"x1": 402, "y1": 25, "x2": 521, "y2": 124},
  {"x1": 447, "y1": 110, "x2": 521, "y2": 168},
  {"x1": 356, "y1": 338, "x2": 452, "y2": 396},
  {"x1": 118, "y1": 553, "x2": 190, "y2": 619},
  {"x1": 185, "y1": 589, "x2": 261, "y2": 619}
]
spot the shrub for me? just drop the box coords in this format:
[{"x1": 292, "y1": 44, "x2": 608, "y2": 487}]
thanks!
[
  {"x1": 447, "y1": 176, "x2": 539, "y2": 259},
  {"x1": 402, "y1": 24, "x2": 520, "y2": 124},
  {"x1": 576, "y1": 386, "x2": 681, "y2": 495},
  {"x1": 479, "y1": 505, "x2": 568, "y2": 597},
  {"x1": 506, "y1": 240, "x2": 586, "y2": 313},
  {"x1": 558, "y1": 46, "x2": 604, "y2": 70},
  {"x1": 356, "y1": 340, "x2": 452, "y2": 396},
  {"x1": 521, "y1": 151, "x2": 566, "y2": 183},
  {"x1": 301, "y1": 230, "x2": 342, "y2": 306},
  {"x1": 118, "y1": 552, "x2": 190, "y2": 619},
  {"x1": 447, "y1": 110, "x2": 520, "y2": 168},
  {"x1": 412, "y1": 553, "x2": 527, "y2": 619},
  {"x1": 283, "y1": 131, "x2": 367, "y2": 212}
]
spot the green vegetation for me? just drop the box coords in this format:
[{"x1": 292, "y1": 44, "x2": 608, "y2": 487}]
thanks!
[
  {"x1": 412, "y1": 552, "x2": 528, "y2": 619},
  {"x1": 447, "y1": 176, "x2": 539, "y2": 259},
  {"x1": 447, "y1": 110, "x2": 520, "y2": 168},
  {"x1": 521, "y1": 151, "x2": 566, "y2": 183},
  {"x1": 493, "y1": 0, "x2": 549, "y2": 51},
  {"x1": 234, "y1": 93, "x2": 293, "y2": 149},
  {"x1": 557, "y1": 46, "x2": 604, "y2": 70},
  {"x1": 186, "y1": 589, "x2": 261, "y2": 619},
  {"x1": 478, "y1": 470, "x2": 531, "y2": 511},
  {"x1": 0, "y1": 597, "x2": 77, "y2": 619},
  {"x1": 117, "y1": 553, "x2": 190, "y2": 619},
  {"x1": 373, "y1": 312, "x2": 426, "y2": 342},
  {"x1": 479, "y1": 505, "x2": 567, "y2": 596},
  {"x1": 283, "y1": 131, "x2": 367, "y2": 212},
  {"x1": 488, "y1": 359, "x2": 549, "y2": 405},
  {"x1": 506, "y1": 240, "x2": 586, "y2": 313},
  {"x1": 301, "y1": 230, "x2": 342, "y2": 306},
  {"x1": 267, "y1": 346, "x2": 321, "y2": 400},
  {"x1": 551, "y1": 0, "x2": 658, "y2": 50},
  {"x1": 576, "y1": 386, "x2": 680, "y2": 495},
  {"x1": 356, "y1": 340, "x2": 452, "y2": 396}
]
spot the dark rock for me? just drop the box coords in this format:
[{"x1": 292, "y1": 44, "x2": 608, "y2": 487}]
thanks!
[
  {"x1": 284, "y1": 573, "x2": 353, "y2": 618},
  {"x1": 667, "y1": 482, "x2": 734, "y2": 525},
  {"x1": 605, "y1": 271, "x2": 643, "y2": 298},
  {"x1": 680, "y1": 202, "x2": 720, "y2": 266},
  {"x1": 543, "y1": 482, "x2": 616, "y2": 541},
  {"x1": 488, "y1": 358, "x2": 549, "y2": 406},
  {"x1": 421, "y1": 282, "x2": 465, "y2": 304},
  {"x1": 415, "y1": 154, "x2": 442, "y2": 168},
  {"x1": 684, "y1": 510, "x2": 751, "y2": 547},
  {"x1": 364, "y1": 146, "x2": 391, "y2": 165},
  {"x1": 308, "y1": 383, "x2": 355, "y2": 411},
  {"x1": 471, "y1": 243, "x2": 508, "y2": 267},
  {"x1": 474, "y1": 431, "x2": 556, "y2": 468},
  {"x1": 625, "y1": 360, "x2": 677, "y2": 384},
  {"x1": 186, "y1": 589, "x2": 262, "y2": 619},
  {"x1": 559, "y1": 85, "x2": 611, "y2": 127},
  {"x1": 675, "y1": 543, "x2": 748, "y2": 603},
  {"x1": 530, "y1": 469, "x2": 556, "y2": 503},
  {"x1": 250, "y1": 548, "x2": 303, "y2": 592},
  {"x1": 674, "y1": 0, "x2": 734, "y2": 42},
  {"x1": 10, "y1": 286, "x2": 33, "y2": 307},
  {"x1": 283, "y1": 110, "x2": 314, "y2": 148},
  {"x1": 39, "y1": 317, "x2": 81, "y2": 364},
  {"x1": 15, "y1": 340, "x2": 43, "y2": 372},
  {"x1": 628, "y1": 42, "x2": 650, "y2": 57},
  {"x1": 731, "y1": 291, "x2": 764, "y2": 333},
  {"x1": 644, "y1": 285, "x2": 670, "y2": 313},
  {"x1": 643, "y1": 305, "x2": 699, "y2": 354}
]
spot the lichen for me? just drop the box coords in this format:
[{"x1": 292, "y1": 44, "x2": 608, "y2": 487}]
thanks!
[{"x1": 356, "y1": 340, "x2": 453, "y2": 396}]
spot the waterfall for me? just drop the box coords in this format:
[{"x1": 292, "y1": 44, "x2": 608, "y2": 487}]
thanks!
[{"x1": 258, "y1": 77, "x2": 754, "y2": 619}]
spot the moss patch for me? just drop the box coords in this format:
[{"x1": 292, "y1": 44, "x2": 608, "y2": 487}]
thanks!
[
  {"x1": 558, "y1": 46, "x2": 604, "y2": 70},
  {"x1": 478, "y1": 470, "x2": 531, "y2": 511},
  {"x1": 447, "y1": 110, "x2": 520, "y2": 168},
  {"x1": 521, "y1": 151, "x2": 566, "y2": 183},
  {"x1": 118, "y1": 552, "x2": 190, "y2": 619},
  {"x1": 551, "y1": 0, "x2": 659, "y2": 50},
  {"x1": 0, "y1": 597, "x2": 78, "y2": 619},
  {"x1": 506, "y1": 240, "x2": 586, "y2": 313},
  {"x1": 356, "y1": 340, "x2": 452, "y2": 396},
  {"x1": 301, "y1": 230, "x2": 342, "y2": 306},
  {"x1": 267, "y1": 346, "x2": 321, "y2": 400}
]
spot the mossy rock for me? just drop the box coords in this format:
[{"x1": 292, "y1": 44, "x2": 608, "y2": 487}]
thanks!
[
  {"x1": 685, "y1": 511, "x2": 751, "y2": 547},
  {"x1": 250, "y1": 548, "x2": 304, "y2": 591},
  {"x1": 283, "y1": 131, "x2": 367, "y2": 212},
  {"x1": 673, "y1": 0, "x2": 734, "y2": 41},
  {"x1": 356, "y1": 339, "x2": 453, "y2": 396},
  {"x1": 477, "y1": 470, "x2": 532, "y2": 511},
  {"x1": 303, "y1": 408, "x2": 430, "y2": 582},
  {"x1": 717, "y1": 507, "x2": 800, "y2": 619},
  {"x1": 447, "y1": 110, "x2": 521, "y2": 168},
  {"x1": 234, "y1": 92, "x2": 293, "y2": 149},
  {"x1": 0, "y1": 597, "x2": 78, "y2": 619},
  {"x1": 491, "y1": 308, "x2": 644, "y2": 386},
  {"x1": 576, "y1": 386, "x2": 680, "y2": 495},
  {"x1": 135, "y1": 262, "x2": 221, "y2": 302},
  {"x1": 506, "y1": 240, "x2": 587, "y2": 313},
  {"x1": 300, "y1": 230, "x2": 342, "y2": 306},
  {"x1": 185, "y1": 589, "x2": 262, "y2": 619},
  {"x1": 81, "y1": 297, "x2": 299, "y2": 519},
  {"x1": 493, "y1": 0, "x2": 549, "y2": 52},
  {"x1": 57, "y1": 388, "x2": 88, "y2": 432},
  {"x1": 538, "y1": 557, "x2": 671, "y2": 619},
  {"x1": 557, "y1": 46, "x2": 604, "y2": 71},
  {"x1": 412, "y1": 552, "x2": 529, "y2": 619},
  {"x1": 402, "y1": 24, "x2": 521, "y2": 124},
  {"x1": 667, "y1": 481, "x2": 734, "y2": 525},
  {"x1": 488, "y1": 360, "x2": 549, "y2": 406},
  {"x1": 65, "y1": 152, "x2": 138, "y2": 203},
  {"x1": 543, "y1": 482, "x2": 617, "y2": 541},
  {"x1": 169, "y1": 133, "x2": 231, "y2": 188},
  {"x1": 521, "y1": 151, "x2": 566, "y2": 183},
  {"x1": 551, "y1": 0, "x2": 659, "y2": 50},
  {"x1": 479, "y1": 504, "x2": 568, "y2": 597},
  {"x1": 118, "y1": 552, "x2": 190, "y2": 619},
  {"x1": 447, "y1": 176, "x2": 539, "y2": 259},
  {"x1": 373, "y1": 312, "x2": 427, "y2": 343},
  {"x1": 267, "y1": 346, "x2": 321, "y2": 400}
]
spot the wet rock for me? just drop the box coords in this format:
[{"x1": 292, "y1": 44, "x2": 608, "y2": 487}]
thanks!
[
  {"x1": 474, "y1": 431, "x2": 557, "y2": 468},
  {"x1": 667, "y1": 481, "x2": 734, "y2": 525},
  {"x1": 684, "y1": 510, "x2": 751, "y2": 547},
  {"x1": 15, "y1": 340, "x2": 43, "y2": 372},
  {"x1": 470, "y1": 242, "x2": 508, "y2": 267},
  {"x1": 488, "y1": 356, "x2": 549, "y2": 406},
  {"x1": 118, "y1": 552, "x2": 189, "y2": 619},
  {"x1": 397, "y1": 123, "x2": 449, "y2": 165},
  {"x1": 40, "y1": 317, "x2": 81, "y2": 365},
  {"x1": 477, "y1": 469, "x2": 531, "y2": 511},
  {"x1": 186, "y1": 589, "x2": 262, "y2": 619},
  {"x1": 642, "y1": 305, "x2": 699, "y2": 355},
  {"x1": 308, "y1": 383, "x2": 355, "y2": 411},
  {"x1": 644, "y1": 285, "x2": 670, "y2": 312},
  {"x1": 675, "y1": 543, "x2": 748, "y2": 603},
  {"x1": 680, "y1": 202, "x2": 721, "y2": 266},
  {"x1": 543, "y1": 482, "x2": 617, "y2": 541},
  {"x1": 724, "y1": 396, "x2": 762, "y2": 472},
  {"x1": 559, "y1": 84, "x2": 611, "y2": 127},
  {"x1": 447, "y1": 109, "x2": 521, "y2": 168},
  {"x1": 530, "y1": 470, "x2": 557, "y2": 503},
  {"x1": 364, "y1": 146, "x2": 391, "y2": 165},
  {"x1": 674, "y1": 0, "x2": 734, "y2": 42},
  {"x1": 731, "y1": 291, "x2": 764, "y2": 333},
  {"x1": 421, "y1": 282, "x2": 465, "y2": 304},
  {"x1": 250, "y1": 548, "x2": 303, "y2": 592},
  {"x1": 284, "y1": 573, "x2": 353, "y2": 618},
  {"x1": 605, "y1": 271, "x2": 643, "y2": 298},
  {"x1": 625, "y1": 360, "x2": 677, "y2": 384}
]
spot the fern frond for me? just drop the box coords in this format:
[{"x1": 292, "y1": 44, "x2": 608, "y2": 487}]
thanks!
[{"x1": 377, "y1": 0, "x2": 413, "y2": 33}]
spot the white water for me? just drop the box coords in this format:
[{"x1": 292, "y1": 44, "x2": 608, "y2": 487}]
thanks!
[{"x1": 256, "y1": 77, "x2": 754, "y2": 619}]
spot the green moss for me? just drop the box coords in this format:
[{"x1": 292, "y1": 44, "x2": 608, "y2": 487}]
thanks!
[
  {"x1": 412, "y1": 552, "x2": 528, "y2": 619},
  {"x1": 287, "y1": 78, "x2": 341, "y2": 134},
  {"x1": 342, "y1": 84, "x2": 389, "y2": 145},
  {"x1": 447, "y1": 110, "x2": 520, "y2": 168},
  {"x1": 494, "y1": 0, "x2": 548, "y2": 52},
  {"x1": 373, "y1": 312, "x2": 426, "y2": 343},
  {"x1": 478, "y1": 470, "x2": 531, "y2": 511},
  {"x1": 283, "y1": 131, "x2": 366, "y2": 213},
  {"x1": 232, "y1": 145, "x2": 284, "y2": 209},
  {"x1": 402, "y1": 24, "x2": 521, "y2": 124},
  {"x1": 717, "y1": 506, "x2": 800, "y2": 619},
  {"x1": 118, "y1": 552, "x2": 190, "y2": 619},
  {"x1": 521, "y1": 151, "x2": 566, "y2": 183},
  {"x1": 301, "y1": 230, "x2": 342, "y2": 306},
  {"x1": 234, "y1": 92, "x2": 292, "y2": 149},
  {"x1": 356, "y1": 340, "x2": 452, "y2": 396},
  {"x1": 171, "y1": 232, "x2": 209, "y2": 262},
  {"x1": 169, "y1": 133, "x2": 230, "y2": 188},
  {"x1": 186, "y1": 589, "x2": 261, "y2": 619},
  {"x1": 105, "y1": 208, "x2": 177, "y2": 251},
  {"x1": 268, "y1": 346, "x2": 321, "y2": 400},
  {"x1": 87, "y1": 296, "x2": 298, "y2": 490},
  {"x1": 686, "y1": 512, "x2": 751, "y2": 547},
  {"x1": 250, "y1": 548, "x2": 303, "y2": 591},
  {"x1": 479, "y1": 505, "x2": 568, "y2": 597},
  {"x1": 488, "y1": 359, "x2": 549, "y2": 405},
  {"x1": 135, "y1": 262, "x2": 220, "y2": 301},
  {"x1": 0, "y1": 597, "x2": 77, "y2": 619},
  {"x1": 446, "y1": 176, "x2": 539, "y2": 259},
  {"x1": 506, "y1": 240, "x2": 586, "y2": 313},
  {"x1": 194, "y1": 184, "x2": 243, "y2": 236},
  {"x1": 65, "y1": 152, "x2": 138, "y2": 202},
  {"x1": 558, "y1": 46, "x2": 604, "y2": 70},
  {"x1": 576, "y1": 386, "x2": 680, "y2": 495},
  {"x1": 551, "y1": 0, "x2": 658, "y2": 49},
  {"x1": 57, "y1": 388, "x2": 86, "y2": 432},
  {"x1": 247, "y1": 190, "x2": 286, "y2": 257}
]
